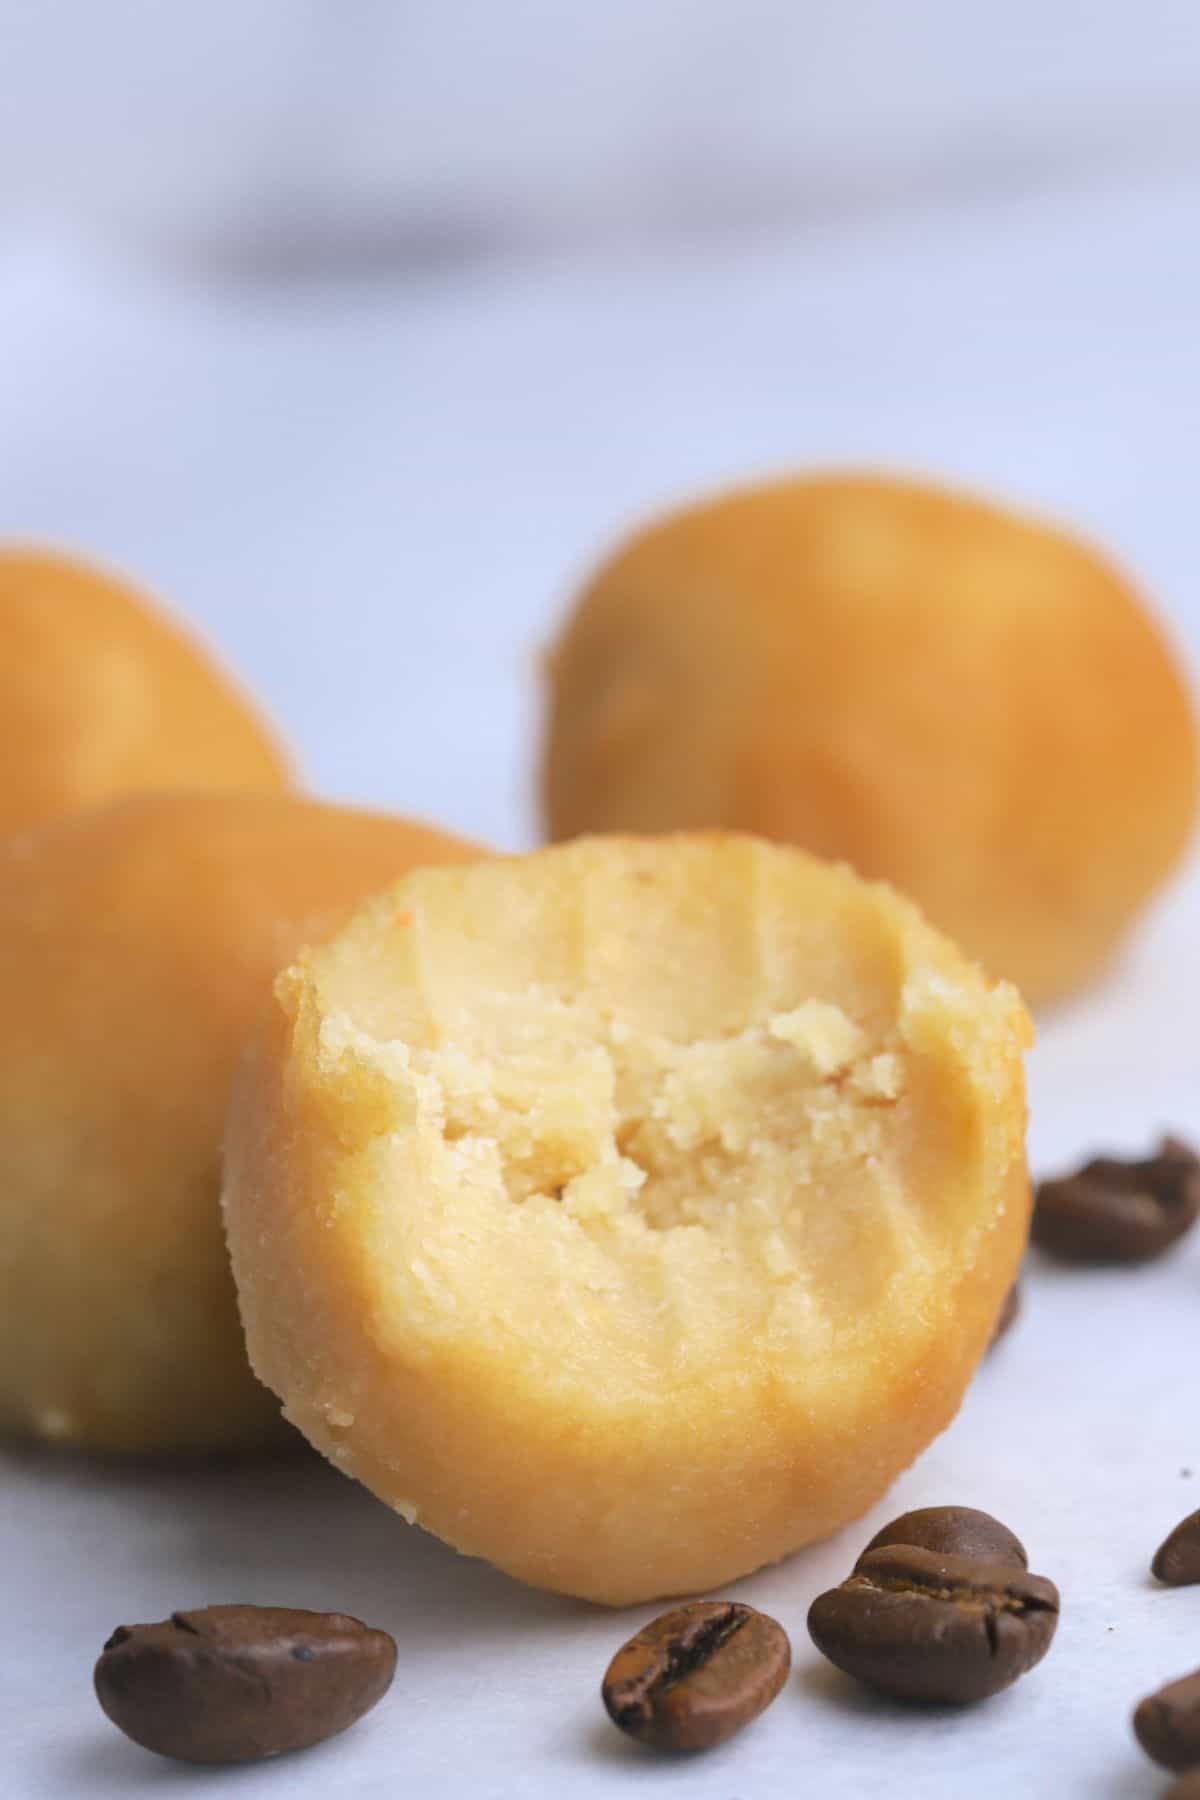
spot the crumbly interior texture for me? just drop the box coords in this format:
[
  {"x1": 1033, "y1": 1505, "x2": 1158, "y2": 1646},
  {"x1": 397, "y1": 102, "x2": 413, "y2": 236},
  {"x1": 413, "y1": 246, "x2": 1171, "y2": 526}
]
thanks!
[
  {"x1": 321, "y1": 996, "x2": 922, "y2": 1376},
  {"x1": 225, "y1": 834, "x2": 1032, "y2": 1603}
]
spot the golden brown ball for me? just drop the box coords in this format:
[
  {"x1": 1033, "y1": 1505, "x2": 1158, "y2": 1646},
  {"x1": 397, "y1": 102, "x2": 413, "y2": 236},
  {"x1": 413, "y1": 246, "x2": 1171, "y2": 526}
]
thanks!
[
  {"x1": 0, "y1": 547, "x2": 288, "y2": 833},
  {"x1": 224, "y1": 834, "x2": 1030, "y2": 1604},
  {"x1": 0, "y1": 791, "x2": 481, "y2": 1455},
  {"x1": 542, "y1": 474, "x2": 1198, "y2": 1006}
]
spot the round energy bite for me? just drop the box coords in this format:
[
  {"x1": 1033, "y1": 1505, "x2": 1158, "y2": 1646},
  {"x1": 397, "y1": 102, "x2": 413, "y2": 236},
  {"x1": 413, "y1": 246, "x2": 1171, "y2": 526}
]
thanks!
[
  {"x1": 0, "y1": 546, "x2": 288, "y2": 834},
  {"x1": 224, "y1": 834, "x2": 1031, "y2": 1603},
  {"x1": 541, "y1": 474, "x2": 1198, "y2": 1007},
  {"x1": 0, "y1": 792, "x2": 480, "y2": 1455}
]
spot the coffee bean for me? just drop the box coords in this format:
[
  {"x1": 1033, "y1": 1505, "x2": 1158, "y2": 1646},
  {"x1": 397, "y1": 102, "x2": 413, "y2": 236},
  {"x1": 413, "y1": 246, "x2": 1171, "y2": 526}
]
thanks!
[
  {"x1": 989, "y1": 1281, "x2": 1021, "y2": 1347},
  {"x1": 94, "y1": 1605, "x2": 396, "y2": 1764},
  {"x1": 1166, "y1": 1773, "x2": 1200, "y2": 1799},
  {"x1": 1033, "y1": 1135, "x2": 1200, "y2": 1264},
  {"x1": 1134, "y1": 1669, "x2": 1200, "y2": 1771},
  {"x1": 602, "y1": 1601, "x2": 790, "y2": 1752},
  {"x1": 807, "y1": 1546, "x2": 1059, "y2": 1705},
  {"x1": 859, "y1": 1507, "x2": 1028, "y2": 1571},
  {"x1": 1153, "y1": 1510, "x2": 1200, "y2": 1587}
]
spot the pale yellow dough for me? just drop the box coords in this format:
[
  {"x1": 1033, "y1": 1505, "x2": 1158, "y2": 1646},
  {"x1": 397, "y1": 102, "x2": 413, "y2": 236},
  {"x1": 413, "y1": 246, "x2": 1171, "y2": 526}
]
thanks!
[{"x1": 224, "y1": 834, "x2": 1031, "y2": 1604}]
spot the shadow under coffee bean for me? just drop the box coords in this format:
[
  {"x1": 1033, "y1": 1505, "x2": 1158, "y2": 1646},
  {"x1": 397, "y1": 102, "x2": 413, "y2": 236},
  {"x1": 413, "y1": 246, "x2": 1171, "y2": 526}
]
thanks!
[{"x1": 79, "y1": 1126, "x2": 1195, "y2": 1782}]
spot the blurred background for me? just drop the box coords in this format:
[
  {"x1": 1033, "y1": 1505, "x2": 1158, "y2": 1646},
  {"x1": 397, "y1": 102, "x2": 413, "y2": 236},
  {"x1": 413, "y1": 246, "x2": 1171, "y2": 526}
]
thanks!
[{"x1": 2, "y1": 0, "x2": 1199, "y2": 849}]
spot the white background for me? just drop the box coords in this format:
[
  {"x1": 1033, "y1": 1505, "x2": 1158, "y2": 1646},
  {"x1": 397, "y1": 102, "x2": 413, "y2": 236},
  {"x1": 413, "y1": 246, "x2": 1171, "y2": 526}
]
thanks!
[{"x1": 3, "y1": 6, "x2": 1200, "y2": 1793}]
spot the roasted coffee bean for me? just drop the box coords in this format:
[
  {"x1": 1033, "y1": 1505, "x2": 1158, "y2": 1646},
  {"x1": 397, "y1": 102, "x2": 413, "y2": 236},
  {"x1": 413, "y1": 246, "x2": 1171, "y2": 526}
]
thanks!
[
  {"x1": 859, "y1": 1507, "x2": 1028, "y2": 1571},
  {"x1": 94, "y1": 1605, "x2": 396, "y2": 1764},
  {"x1": 1165, "y1": 1772, "x2": 1200, "y2": 1798},
  {"x1": 807, "y1": 1546, "x2": 1059, "y2": 1705},
  {"x1": 1134, "y1": 1669, "x2": 1200, "y2": 1772},
  {"x1": 989, "y1": 1280, "x2": 1021, "y2": 1347},
  {"x1": 1032, "y1": 1136, "x2": 1200, "y2": 1264},
  {"x1": 602, "y1": 1601, "x2": 790, "y2": 1752},
  {"x1": 1153, "y1": 1510, "x2": 1200, "y2": 1587}
]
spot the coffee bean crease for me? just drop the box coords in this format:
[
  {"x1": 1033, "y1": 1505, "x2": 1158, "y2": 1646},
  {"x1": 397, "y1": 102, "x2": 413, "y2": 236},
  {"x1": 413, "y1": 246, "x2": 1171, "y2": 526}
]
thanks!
[
  {"x1": 859, "y1": 1505, "x2": 1028, "y2": 1570},
  {"x1": 808, "y1": 1546, "x2": 1059, "y2": 1705},
  {"x1": 602, "y1": 1600, "x2": 790, "y2": 1752},
  {"x1": 611, "y1": 1605, "x2": 746, "y2": 1719}
]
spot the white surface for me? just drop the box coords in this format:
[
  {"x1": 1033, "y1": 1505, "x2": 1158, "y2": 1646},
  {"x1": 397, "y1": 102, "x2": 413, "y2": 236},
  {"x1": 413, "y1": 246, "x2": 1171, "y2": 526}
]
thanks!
[
  {"x1": 2, "y1": 2, "x2": 1199, "y2": 259},
  {"x1": 3, "y1": 160, "x2": 1200, "y2": 1797}
]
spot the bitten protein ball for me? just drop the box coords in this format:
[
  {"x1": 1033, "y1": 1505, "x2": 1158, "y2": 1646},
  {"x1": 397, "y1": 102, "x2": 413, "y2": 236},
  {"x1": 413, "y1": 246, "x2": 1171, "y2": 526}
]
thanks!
[
  {"x1": 0, "y1": 547, "x2": 288, "y2": 833},
  {"x1": 0, "y1": 792, "x2": 480, "y2": 1454},
  {"x1": 541, "y1": 475, "x2": 1198, "y2": 1006},
  {"x1": 224, "y1": 835, "x2": 1031, "y2": 1604}
]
